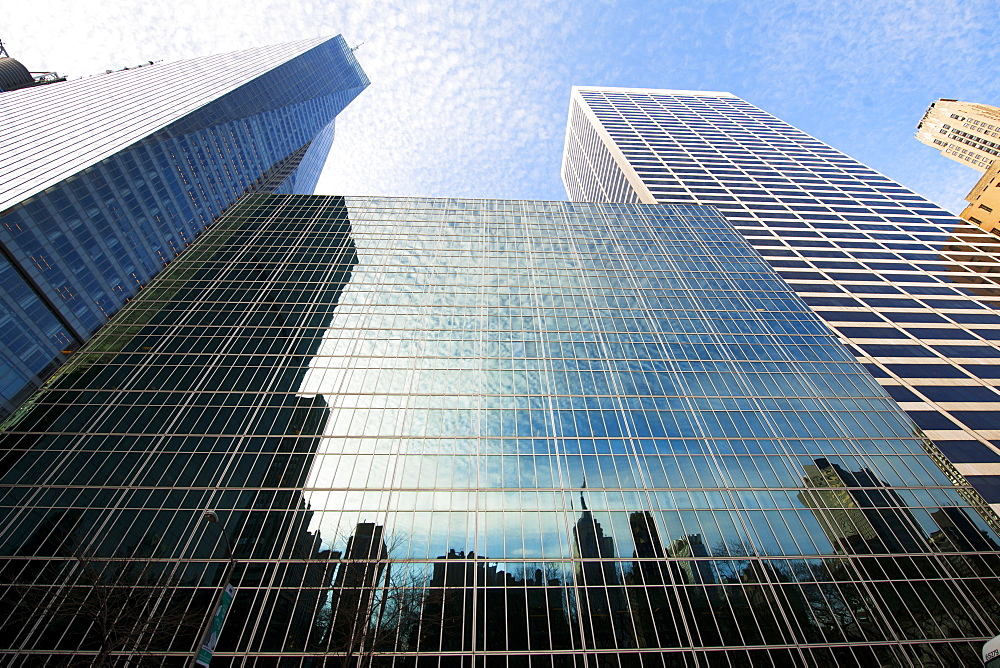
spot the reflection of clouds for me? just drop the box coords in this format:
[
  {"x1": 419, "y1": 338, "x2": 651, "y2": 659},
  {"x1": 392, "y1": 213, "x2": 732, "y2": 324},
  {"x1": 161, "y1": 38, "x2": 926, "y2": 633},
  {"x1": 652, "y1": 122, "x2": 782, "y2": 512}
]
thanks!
[
  {"x1": 287, "y1": 200, "x2": 998, "y2": 571},
  {"x1": 298, "y1": 216, "x2": 494, "y2": 546}
]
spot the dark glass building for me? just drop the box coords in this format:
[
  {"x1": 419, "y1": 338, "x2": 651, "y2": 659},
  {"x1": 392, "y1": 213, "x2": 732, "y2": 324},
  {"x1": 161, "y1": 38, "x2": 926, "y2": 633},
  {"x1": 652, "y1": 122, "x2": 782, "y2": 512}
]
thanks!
[
  {"x1": 0, "y1": 37, "x2": 369, "y2": 418},
  {"x1": 563, "y1": 86, "x2": 1000, "y2": 517},
  {"x1": 3, "y1": 194, "x2": 999, "y2": 665}
]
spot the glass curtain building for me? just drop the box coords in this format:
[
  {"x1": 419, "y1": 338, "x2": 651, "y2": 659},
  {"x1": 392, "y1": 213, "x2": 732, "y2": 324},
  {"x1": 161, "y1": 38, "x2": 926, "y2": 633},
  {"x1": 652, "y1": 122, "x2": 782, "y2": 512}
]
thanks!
[
  {"x1": 3, "y1": 194, "x2": 1000, "y2": 665},
  {"x1": 0, "y1": 37, "x2": 369, "y2": 418},
  {"x1": 563, "y1": 86, "x2": 1000, "y2": 514}
]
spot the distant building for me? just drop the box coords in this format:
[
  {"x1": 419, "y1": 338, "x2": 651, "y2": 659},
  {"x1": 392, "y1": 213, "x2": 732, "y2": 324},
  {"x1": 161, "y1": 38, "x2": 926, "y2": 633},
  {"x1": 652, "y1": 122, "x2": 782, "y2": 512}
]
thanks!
[
  {"x1": 962, "y1": 161, "x2": 1000, "y2": 234},
  {"x1": 0, "y1": 52, "x2": 64, "y2": 91},
  {"x1": 0, "y1": 37, "x2": 368, "y2": 418},
  {"x1": 916, "y1": 99, "x2": 1000, "y2": 172}
]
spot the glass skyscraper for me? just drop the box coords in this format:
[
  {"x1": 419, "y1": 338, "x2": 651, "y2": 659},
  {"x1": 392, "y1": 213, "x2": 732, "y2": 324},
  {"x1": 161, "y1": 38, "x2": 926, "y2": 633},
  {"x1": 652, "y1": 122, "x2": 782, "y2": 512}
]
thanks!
[
  {"x1": 563, "y1": 86, "x2": 1000, "y2": 516},
  {"x1": 0, "y1": 37, "x2": 369, "y2": 418},
  {"x1": 3, "y1": 193, "x2": 1000, "y2": 665}
]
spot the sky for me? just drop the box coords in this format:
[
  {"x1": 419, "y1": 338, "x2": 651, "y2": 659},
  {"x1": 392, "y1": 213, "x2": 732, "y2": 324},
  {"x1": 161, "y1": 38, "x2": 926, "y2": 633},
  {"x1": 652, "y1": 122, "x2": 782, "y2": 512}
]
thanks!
[{"x1": 3, "y1": 0, "x2": 997, "y2": 213}]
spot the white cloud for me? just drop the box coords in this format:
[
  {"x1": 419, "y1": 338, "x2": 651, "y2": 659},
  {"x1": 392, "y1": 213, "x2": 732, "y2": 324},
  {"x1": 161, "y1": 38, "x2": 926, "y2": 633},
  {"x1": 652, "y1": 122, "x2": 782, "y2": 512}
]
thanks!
[
  {"x1": 2, "y1": 0, "x2": 997, "y2": 207},
  {"x1": 3, "y1": 0, "x2": 578, "y2": 199}
]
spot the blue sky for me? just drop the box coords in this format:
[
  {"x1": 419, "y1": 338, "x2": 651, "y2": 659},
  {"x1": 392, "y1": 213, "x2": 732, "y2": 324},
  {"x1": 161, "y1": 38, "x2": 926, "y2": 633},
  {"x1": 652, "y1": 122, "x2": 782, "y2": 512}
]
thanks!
[{"x1": 4, "y1": 0, "x2": 995, "y2": 212}]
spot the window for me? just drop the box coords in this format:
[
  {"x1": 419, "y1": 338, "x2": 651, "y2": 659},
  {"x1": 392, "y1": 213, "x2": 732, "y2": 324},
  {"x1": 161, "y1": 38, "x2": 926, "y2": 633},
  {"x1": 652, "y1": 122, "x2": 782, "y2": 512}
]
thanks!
[
  {"x1": 837, "y1": 326, "x2": 909, "y2": 339},
  {"x1": 858, "y1": 343, "x2": 933, "y2": 357},
  {"x1": 961, "y1": 364, "x2": 1000, "y2": 378},
  {"x1": 935, "y1": 440, "x2": 1000, "y2": 463},
  {"x1": 915, "y1": 385, "x2": 1000, "y2": 403},
  {"x1": 950, "y1": 312, "x2": 1000, "y2": 325},
  {"x1": 881, "y1": 312, "x2": 947, "y2": 324},
  {"x1": 904, "y1": 328, "x2": 975, "y2": 340},
  {"x1": 906, "y1": 410, "x2": 960, "y2": 430},
  {"x1": 816, "y1": 311, "x2": 884, "y2": 322},
  {"x1": 862, "y1": 362, "x2": 890, "y2": 377},
  {"x1": 885, "y1": 363, "x2": 970, "y2": 378},
  {"x1": 953, "y1": 411, "x2": 1000, "y2": 430},
  {"x1": 884, "y1": 386, "x2": 920, "y2": 402}
]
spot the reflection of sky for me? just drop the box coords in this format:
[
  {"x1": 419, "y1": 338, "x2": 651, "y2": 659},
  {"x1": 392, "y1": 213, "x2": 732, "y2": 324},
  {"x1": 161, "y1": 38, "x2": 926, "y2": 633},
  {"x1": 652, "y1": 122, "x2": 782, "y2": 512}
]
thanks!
[{"x1": 295, "y1": 198, "x2": 999, "y2": 561}]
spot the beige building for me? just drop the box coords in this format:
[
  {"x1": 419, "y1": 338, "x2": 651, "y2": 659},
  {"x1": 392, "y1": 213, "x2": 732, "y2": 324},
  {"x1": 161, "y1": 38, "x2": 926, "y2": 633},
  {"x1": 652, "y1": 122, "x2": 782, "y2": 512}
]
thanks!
[
  {"x1": 962, "y1": 160, "x2": 1000, "y2": 233},
  {"x1": 916, "y1": 99, "x2": 1000, "y2": 172}
]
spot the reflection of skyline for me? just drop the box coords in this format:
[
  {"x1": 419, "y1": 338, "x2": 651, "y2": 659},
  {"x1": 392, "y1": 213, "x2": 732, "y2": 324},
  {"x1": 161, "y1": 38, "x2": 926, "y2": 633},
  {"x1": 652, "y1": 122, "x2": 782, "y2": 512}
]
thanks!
[
  {"x1": 317, "y1": 456, "x2": 1000, "y2": 658},
  {"x1": 929, "y1": 506, "x2": 1000, "y2": 553}
]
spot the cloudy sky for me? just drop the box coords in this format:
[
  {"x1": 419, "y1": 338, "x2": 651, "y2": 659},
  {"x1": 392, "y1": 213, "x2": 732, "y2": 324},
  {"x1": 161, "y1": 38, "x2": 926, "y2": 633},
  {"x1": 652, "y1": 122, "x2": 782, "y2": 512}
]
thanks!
[{"x1": 3, "y1": 0, "x2": 996, "y2": 211}]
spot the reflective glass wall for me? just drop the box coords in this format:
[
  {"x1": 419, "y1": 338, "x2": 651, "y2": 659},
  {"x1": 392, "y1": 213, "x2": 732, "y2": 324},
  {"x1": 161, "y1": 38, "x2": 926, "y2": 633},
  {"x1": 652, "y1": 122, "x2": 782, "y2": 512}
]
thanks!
[
  {"x1": 0, "y1": 37, "x2": 369, "y2": 417},
  {"x1": 2, "y1": 194, "x2": 999, "y2": 665},
  {"x1": 563, "y1": 87, "x2": 1000, "y2": 515}
]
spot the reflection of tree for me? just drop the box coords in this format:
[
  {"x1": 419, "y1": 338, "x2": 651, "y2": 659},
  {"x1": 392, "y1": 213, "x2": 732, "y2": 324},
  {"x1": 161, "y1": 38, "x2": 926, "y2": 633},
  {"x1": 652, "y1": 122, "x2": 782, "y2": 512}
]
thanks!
[
  {"x1": 679, "y1": 536, "x2": 986, "y2": 664},
  {"x1": 318, "y1": 522, "x2": 389, "y2": 666},
  {"x1": 2, "y1": 520, "x2": 205, "y2": 667},
  {"x1": 794, "y1": 456, "x2": 1000, "y2": 661},
  {"x1": 409, "y1": 550, "x2": 576, "y2": 656},
  {"x1": 314, "y1": 522, "x2": 454, "y2": 667}
]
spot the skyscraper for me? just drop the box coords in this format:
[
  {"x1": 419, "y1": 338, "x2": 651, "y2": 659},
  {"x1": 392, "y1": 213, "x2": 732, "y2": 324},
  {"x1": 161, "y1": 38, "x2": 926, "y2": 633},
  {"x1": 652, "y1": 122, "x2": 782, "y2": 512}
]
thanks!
[
  {"x1": 3, "y1": 193, "x2": 1000, "y2": 665},
  {"x1": 0, "y1": 37, "x2": 369, "y2": 418},
  {"x1": 916, "y1": 99, "x2": 1000, "y2": 172},
  {"x1": 563, "y1": 86, "x2": 1000, "y2": 514}
]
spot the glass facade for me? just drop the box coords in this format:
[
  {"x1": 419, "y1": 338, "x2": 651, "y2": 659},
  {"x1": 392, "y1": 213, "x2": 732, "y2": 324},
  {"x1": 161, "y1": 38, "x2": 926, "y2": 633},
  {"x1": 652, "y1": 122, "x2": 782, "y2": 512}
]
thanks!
[
  {"x1": 0, "y1": 37, "x2": 368, "y2": 418},
  {"x1": 563, "y1": 87, "x2": 1000, "y2": 514},
  {"x1": 2, "y1": 194, "x2": 1000, "y2": 665}
]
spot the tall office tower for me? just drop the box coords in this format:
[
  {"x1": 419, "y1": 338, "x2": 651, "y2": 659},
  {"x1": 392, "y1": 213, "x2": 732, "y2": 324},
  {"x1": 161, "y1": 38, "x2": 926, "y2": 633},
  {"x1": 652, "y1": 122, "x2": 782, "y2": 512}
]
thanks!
[
  {"x1": 563, "y1": 87, "x2": 1000, "y2": 515},
  {"x1": 916, "y1": 99, "x2": 1000, "y2": 172},
  {"x1": 0, "y1": 37, "x2": 369, "y2": 419},
  {"x1": 3, "y1": 193, "x2": 1000, "y2": 664}
]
